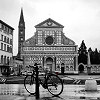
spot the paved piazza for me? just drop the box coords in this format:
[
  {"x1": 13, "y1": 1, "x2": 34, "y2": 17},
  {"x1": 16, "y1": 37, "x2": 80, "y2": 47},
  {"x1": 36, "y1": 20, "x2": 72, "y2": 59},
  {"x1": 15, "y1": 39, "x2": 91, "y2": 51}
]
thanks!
[
  {"x1": 0, "y1": 83, "x2": 100, "y2": 100},
  {"x1": 62, "y1": 75, "x2": 100, "y2": 80}
]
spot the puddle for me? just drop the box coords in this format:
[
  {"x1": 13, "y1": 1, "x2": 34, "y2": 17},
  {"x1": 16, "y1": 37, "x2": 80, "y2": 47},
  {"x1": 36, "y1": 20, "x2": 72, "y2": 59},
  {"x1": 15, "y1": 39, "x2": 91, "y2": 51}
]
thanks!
[{"x1": 0, "y1": 84, "x2": 100, "y2": 100}]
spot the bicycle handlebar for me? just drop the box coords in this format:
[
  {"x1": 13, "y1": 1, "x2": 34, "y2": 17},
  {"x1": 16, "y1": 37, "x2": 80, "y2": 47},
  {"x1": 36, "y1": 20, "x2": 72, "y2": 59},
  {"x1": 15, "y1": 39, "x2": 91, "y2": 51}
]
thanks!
[
  {"x1": 34, "y1": 63, "x2": 41, "y2": 66},
  {"x1": 29, "y1": 63, "x2": 41, "y2": 71}
]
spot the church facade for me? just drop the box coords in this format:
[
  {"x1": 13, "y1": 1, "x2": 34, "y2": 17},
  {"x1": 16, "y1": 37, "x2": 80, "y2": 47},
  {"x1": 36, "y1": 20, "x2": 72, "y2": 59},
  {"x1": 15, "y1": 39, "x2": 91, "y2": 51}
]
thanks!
[{"x1": 20, "y1": 18, "x2": 78, "y2": 73}]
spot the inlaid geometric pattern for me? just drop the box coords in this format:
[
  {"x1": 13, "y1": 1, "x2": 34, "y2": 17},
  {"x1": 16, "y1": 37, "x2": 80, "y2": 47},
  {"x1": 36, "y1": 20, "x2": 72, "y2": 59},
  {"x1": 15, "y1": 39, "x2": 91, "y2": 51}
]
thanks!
[{"x1": 21, "y1": 18, "x2": 78, "y2": 73}]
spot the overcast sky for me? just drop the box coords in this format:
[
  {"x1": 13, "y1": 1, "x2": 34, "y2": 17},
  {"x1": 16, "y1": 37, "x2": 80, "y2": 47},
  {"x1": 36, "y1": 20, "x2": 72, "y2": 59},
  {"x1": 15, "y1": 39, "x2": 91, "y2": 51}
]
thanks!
[{"x1": 0, "y1": 0, "x2": 100, "y2": 55}]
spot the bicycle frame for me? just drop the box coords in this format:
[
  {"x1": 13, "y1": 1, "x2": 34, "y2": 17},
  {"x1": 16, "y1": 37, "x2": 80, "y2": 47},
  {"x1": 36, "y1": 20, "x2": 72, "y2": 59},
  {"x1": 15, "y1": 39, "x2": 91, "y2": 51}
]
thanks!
[
  {"x1": 28, "y1": 65, "x2": 62, "y2": 91},
  {"x1": 24, "y1": 65, "x2": 64, "y2": 96},
  {"x1": 31, "y1": 68, "x2": 52, "y2": 89}
]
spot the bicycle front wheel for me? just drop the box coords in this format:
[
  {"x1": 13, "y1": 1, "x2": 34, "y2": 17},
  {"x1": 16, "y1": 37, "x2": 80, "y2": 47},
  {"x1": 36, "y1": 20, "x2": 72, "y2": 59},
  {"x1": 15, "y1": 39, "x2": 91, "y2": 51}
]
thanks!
[
  {"x1": 46, "y1": 74, "x2": 63, "y2": 96},
  {"x1": 24, "y1": 75, "x2": 36, "y2": 95}
]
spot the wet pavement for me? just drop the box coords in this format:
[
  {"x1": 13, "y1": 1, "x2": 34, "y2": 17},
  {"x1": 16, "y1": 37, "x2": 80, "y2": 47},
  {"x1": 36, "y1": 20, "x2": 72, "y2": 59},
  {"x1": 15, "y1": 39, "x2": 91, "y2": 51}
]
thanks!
[
  {"x1": 0, "y1": 84, "x2": 100, "y2": 100},
  {"x1": 0, "y1": 75, "x2": 100, "y2": 100}
]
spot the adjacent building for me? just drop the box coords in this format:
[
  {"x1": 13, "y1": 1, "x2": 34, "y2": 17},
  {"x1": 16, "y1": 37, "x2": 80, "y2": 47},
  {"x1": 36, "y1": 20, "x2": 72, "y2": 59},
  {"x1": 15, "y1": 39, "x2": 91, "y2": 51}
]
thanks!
[
  {"x1": 12, "y1": 56, "x2": 23, "y2": 75},
  {"x1": 0, "y1": 20, "x2": 14, "y2": 75}
]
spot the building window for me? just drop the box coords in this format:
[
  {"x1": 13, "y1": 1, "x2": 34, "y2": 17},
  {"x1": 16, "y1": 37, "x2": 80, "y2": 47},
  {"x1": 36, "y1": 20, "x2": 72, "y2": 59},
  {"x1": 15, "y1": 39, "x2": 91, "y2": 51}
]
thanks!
[
  {"x1": 7, "y1": 57, "x2": 9, "y2": 65},
  {"x1": 66, "y1": 66, "x2": 69, "y2": 71},
  {"x1": 57, "y1": 32, "x2": 61, "y2": 45},
  {"x1": 7, "y1": 38, "x2": 9, "y2": 43},
  {"x1": 4, "y1": 44, "x2": 6, "y2": 51},
  {"x1": 1, "y1": 55, "x2": 3, "y2": 64},
  {"x1": 7, "y1": 45, "x2": 9, "y2": 52},
  {"x1": 9, "y1": 29, "x2": 13, "y2": 35},
  {"x1": 57, "y1": 65, "x2": 60, "y2": 70},
  {"x1": 8, "y1": 28, "x2": 10, "y2": 34},
  {"x1": 11, "y1": 47, "x2": 12, "y2": 53},
  {"x1": 11, "y1": 30, "x2": 13, "y2": 34},
  {"x1": 20, "y1": 38, "x2": 23, "y2": 41},
  {"x1": 4, "y1": 56, "x2": 6, "y2": 64},
  {"x1": 70, "y1": 66, "x2": 73, "y2": 71},
  {"x1": 20, "y1": 31, "x2": 23, "y2": 34},
  {"x1": 7, "y1": 28, "x2": 9, "y2": 33},
  {"x1": 38, "y1": 31, "x2": 42, "y2": 45},
  {"x1": 2, "y1": 24, "x2": 4, "y2": 30},
  {"x1": 1, "y1": 43, "x2": 3, "y2": 50},
  {"x1": 10, "y1": 39, "x2": 12, "y2": 45},
  {"x1": 9, "y1": 29, "x2": 11, "y2": 34},
  {"x1": 4, "y1": 36, "x2": 6, "y2": 42},
  {"x1": 5, "y1": 26, "x2": 7, "y2": 31},
  {"x1": 9, "y1": 46, "x2": 12, "y2": 53},
  {"x1": 1, "y1": 35, "x2": 3, "y2": 41}
]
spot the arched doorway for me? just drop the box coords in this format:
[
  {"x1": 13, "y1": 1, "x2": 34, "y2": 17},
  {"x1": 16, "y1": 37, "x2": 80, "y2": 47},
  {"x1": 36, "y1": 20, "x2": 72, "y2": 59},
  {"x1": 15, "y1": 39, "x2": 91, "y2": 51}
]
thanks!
[
  {"x1": 78, "y1": 63, "x2": 84, "y2": 73},
  {"x1": 46, "y1": 57, "x2": 53, "y2": 72},
  {"x1": 61, "y1": 63, "x2": 65, "y2": 74}
]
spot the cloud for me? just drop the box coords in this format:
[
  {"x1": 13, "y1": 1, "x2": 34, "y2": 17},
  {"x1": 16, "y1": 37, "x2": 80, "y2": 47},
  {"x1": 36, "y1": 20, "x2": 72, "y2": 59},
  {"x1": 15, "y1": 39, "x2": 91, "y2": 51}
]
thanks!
[
  {"x1": 0, "y1": 0, "x2": 20, "y2": 12},
  {"x1": 1, "y1": 0, "x2": 100, "y2": 55}
]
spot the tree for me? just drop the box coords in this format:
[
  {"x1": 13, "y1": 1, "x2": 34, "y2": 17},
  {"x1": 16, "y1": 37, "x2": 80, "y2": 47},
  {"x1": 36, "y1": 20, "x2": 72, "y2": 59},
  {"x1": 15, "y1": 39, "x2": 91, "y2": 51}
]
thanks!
[
  {"x1": 78, "y1": 40, "x2": 87, "y2": 64},
  {"x1": 88, "y1": 48, "x2": 100, "y2": 64},
  {"x1": 94, "y1": 48, "x2": 99, "y2": 64},
  {"x1": 88, "y1": 47, "x2": 93, "y2": 64}
]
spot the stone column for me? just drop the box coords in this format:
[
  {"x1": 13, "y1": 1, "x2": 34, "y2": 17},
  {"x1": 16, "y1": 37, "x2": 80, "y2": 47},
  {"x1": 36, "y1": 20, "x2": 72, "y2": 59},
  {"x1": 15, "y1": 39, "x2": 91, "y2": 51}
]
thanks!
[
  {"x1": 42, "y1": 57, "x2": 44, "y2": 68},
  {"x1": 44, "y1": 56, "x2": 46, "y2": 70},
  {"x1": 54, "y1": 57, "x2": 56, "y2": 71},
  {"x1": 75, "y1": 55, "x2": 78, "y2": 73}
]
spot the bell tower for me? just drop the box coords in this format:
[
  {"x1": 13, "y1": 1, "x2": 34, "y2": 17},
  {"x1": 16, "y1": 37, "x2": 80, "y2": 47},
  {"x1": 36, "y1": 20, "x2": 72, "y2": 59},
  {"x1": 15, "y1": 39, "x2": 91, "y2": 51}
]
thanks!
[{"x1": 18, "y1": 8, "x2": 25, "y2": 58}]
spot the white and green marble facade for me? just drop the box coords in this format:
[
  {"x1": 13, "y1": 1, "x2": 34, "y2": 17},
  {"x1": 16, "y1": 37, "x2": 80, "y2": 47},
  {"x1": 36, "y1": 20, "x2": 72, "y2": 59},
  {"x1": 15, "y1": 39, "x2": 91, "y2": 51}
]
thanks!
[{"x1": 21, "y1": 18, "x2": 78, "y2": 73}]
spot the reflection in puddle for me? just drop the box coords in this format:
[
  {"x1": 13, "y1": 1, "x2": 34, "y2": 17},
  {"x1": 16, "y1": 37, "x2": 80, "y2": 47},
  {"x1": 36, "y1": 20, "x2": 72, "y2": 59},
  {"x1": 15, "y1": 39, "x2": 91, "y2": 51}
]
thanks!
[
  {"x1": 0, "y1": 84, "x2": 28, "y2": 95},
  {"x1": 0, "y1": 84, "x2": 51, "y2": 97},
  {"x1": 0, "y1": 84, "x2": 100, "y2": 100},
  {"x1": 63, "y1": 85, "x2": 100, "y2": 99},
  {"x1": 80, "y1": 96, "x2": 100, "y2": 100}
]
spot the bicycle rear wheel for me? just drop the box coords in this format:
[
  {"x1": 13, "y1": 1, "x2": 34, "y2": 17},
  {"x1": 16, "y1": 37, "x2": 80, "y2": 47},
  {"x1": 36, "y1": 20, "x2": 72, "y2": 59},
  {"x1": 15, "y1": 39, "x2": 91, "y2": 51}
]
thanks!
[
  {"x1": 24, "y1": 75, "x2": 36, "y2": 95},
  {"x1": 46, "y1": 74, "x2": 63, "y2": 96}
]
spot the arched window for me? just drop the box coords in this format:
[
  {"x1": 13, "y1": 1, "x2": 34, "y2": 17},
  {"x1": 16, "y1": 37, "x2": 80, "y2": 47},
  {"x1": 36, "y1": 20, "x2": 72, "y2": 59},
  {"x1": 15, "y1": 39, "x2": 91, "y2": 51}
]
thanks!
[
  {"x1": 61, "y1": 63, "x2": 64, "y2": 67},
  {"x1": 4, "y1": 56, "x2": 6, "y2": 64},
  {"x1": 70, "y1": 66, "x2": 73, "y2": 71},
  {"x1": 4, "y1": 36, "x2": 6, "y2": 42},
  {"x1": 57, "y1": 65, "x2": 60, "y2": 70},
  {"x1": 7, "y1": 57, "x2": 9, "y2": 65},
  {"x1": 1, "y1": 55, "x2": 3, "y2": 64},
  {"x1": 66, "y1": 66, "x2": 69, "y2": 71}
]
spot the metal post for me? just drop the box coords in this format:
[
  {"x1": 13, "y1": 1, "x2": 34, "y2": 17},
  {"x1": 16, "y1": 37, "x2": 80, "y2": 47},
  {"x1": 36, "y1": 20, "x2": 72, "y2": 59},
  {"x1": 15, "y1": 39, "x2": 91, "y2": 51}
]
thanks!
[{"x1": 35, "y1": 64, "x2": 40, "y2": 99}]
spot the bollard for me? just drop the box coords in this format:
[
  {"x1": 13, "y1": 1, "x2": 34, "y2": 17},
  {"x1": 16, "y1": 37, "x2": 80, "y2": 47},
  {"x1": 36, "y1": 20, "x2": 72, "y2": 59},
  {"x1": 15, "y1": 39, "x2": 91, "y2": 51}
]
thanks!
[{"x1": 35, "y1": 63, "x2": 40, "y2": 99}]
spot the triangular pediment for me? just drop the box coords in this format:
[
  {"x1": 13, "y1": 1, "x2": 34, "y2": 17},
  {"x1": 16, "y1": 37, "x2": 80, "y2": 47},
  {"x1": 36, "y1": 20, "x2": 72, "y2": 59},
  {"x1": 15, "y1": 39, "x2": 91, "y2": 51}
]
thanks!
[{"x1": 35, "y1": 18, "x2": 64, "y2": 28}]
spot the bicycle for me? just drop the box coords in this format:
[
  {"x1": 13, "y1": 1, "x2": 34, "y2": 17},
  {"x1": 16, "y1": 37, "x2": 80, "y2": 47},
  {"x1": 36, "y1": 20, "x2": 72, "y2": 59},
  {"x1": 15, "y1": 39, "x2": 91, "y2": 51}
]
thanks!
[{"x1": 24, "y1": 63, "x2": 63, "y2": 96}]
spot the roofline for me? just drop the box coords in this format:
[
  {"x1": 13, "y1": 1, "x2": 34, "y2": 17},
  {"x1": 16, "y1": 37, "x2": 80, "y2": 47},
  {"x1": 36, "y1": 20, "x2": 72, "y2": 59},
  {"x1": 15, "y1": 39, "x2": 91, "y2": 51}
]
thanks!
[
  {"x1": 0, "y1": 20, "x2": 14, "y2": 30},
  {"x1": 13, "y1": 56, "x2": 23, "y2": 61},
  {"x1": 35, "y1": 18, "x2": 64, "y2": 28},
  {"x1": 35, "y1": 26, "x2": 64, "y2": 28}
]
